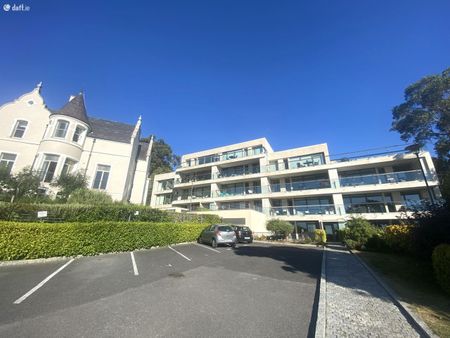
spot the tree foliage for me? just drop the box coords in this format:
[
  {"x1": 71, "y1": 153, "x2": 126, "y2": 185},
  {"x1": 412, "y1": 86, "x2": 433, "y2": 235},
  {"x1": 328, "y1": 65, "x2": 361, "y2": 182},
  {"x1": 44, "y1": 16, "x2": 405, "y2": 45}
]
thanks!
[
  {"x1": 142, "y1": 136, "x2": 180, "y2": 204},
  {"x1": 0, "y1": 167, "x2": 41, "y2": 203},
  {"x1": 391, "y1": 67, "x2": 450, "y2": 163},
  {"x1": 342, "y1": 217, "x2": 379, "y2": 250},
  {"x1": 266, "y1": 219, "x2": 293, "y2": 238},
  {"x1": 53, "y1": 172, "x2": 88, "y2": 202}
]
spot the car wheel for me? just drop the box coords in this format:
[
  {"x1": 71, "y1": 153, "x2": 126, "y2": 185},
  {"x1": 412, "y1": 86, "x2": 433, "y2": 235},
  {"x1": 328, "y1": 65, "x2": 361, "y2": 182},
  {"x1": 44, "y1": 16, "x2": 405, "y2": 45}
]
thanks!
[
  {"x1": 197, "y1": 237, "x2": 202, "y2": 244},
  {"x1": 248, "y1": 240, "x2": 253, "y2": 244},
  {"x1": 232, "y1": 242, "x2": 236, "y2": 248},
  {"x1": 211, "y1": 239, "x2": 217, "y2": 248}
]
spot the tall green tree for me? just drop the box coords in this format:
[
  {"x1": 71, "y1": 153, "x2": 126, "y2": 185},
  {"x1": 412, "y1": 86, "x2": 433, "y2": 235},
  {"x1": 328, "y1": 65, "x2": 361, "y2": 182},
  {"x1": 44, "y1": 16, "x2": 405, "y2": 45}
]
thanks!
[
  {"x1": 391, "y1": 67, "x2": 450, "y2": 163},
  {"x1": 148, "y1": 137, "x2": 181, "y2": 175},
  {"x1": 142, "y1": 136, "x2": 180, "y2": 204}
]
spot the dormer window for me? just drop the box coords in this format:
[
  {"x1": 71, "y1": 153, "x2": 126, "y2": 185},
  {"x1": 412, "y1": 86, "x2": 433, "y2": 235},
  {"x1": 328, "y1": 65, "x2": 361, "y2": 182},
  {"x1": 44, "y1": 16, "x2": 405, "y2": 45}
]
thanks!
[
  {"x1": 12, "y1": 120, "x2": 28, "y2": 138},
  {"x1": 72, "y1": 125, "x2": 86, "y2": 143},
  {"x1": 53, "y1": 120, "x2": 69, "y2": 138}
]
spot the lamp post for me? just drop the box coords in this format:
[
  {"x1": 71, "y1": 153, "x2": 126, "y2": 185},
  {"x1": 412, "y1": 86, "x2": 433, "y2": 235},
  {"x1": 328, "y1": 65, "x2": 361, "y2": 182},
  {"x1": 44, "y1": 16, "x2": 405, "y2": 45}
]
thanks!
[{"x1": 408, "y1": 145, "x2": 435, "y2": 204}]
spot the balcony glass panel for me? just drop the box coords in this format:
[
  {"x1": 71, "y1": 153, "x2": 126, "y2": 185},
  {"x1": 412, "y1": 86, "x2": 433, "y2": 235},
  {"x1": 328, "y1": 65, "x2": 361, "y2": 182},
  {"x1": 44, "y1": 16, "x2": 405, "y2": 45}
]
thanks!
[
  {"x1": 215, "y1": 186, "x2": 262, "y2": 197},
  {"x1": 339, "y1": 170, "x2": 423, "y2": 187},
  {"x1": 269, "y1": 205, "x2": 336, "y2": 216}
]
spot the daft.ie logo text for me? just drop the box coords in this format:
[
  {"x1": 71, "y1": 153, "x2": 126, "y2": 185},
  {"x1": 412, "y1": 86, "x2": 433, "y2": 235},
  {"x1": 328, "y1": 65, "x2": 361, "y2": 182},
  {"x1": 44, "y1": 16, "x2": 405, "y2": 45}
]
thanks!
[{"x1": 3, "y1": 3, "x2": 31, "y2": 12}]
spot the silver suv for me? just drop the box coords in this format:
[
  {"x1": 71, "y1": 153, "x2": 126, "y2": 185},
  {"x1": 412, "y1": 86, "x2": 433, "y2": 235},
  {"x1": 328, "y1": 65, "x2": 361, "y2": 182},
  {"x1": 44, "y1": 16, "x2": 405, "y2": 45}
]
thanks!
[{"x1": 198, "y1": 224, "x2": 237, "y2": 248}]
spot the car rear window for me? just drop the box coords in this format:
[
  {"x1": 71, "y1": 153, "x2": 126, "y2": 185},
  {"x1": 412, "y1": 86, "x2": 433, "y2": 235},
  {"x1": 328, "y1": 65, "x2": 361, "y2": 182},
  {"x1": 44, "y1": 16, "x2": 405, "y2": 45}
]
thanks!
[
  {"x1": 218, "y1": 226, "x2": 233, "y2": 232},
  {"x1": 240, "y1": 226, "x2": 251, "y2": 231}
]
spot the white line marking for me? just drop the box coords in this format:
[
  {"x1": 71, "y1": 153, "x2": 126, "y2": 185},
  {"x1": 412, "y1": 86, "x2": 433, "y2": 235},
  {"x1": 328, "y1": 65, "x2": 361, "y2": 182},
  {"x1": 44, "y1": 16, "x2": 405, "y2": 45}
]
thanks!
[
  {"x1": 194, "y1": 243, "x2": 221, "y2": 253},
  {"x1": 168, "y1": 245, "x2": 191, "y2": 261},
  {"x1": 13, "y1": 259, "x2": 75, "y2": 304},
  {"x1": 130, "y1": 252, "x2": 139, "y2": 276}
]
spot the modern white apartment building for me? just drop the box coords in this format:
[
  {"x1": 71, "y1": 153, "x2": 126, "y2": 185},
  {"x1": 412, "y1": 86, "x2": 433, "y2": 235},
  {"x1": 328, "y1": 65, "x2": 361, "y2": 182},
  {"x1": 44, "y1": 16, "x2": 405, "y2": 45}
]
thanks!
[
  {"x1": 0, "y1": 84, "x2": 153, "y2": 204},
  {"x1": 150, "y1": 138, "x2": 441, "y2": 236}
]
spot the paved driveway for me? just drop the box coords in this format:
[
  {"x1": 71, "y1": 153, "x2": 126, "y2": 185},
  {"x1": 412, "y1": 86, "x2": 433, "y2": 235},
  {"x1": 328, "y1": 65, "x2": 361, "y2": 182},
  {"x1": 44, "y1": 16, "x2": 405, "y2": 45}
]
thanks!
[{"x1": 0, "y1": 243, "x2": 322, "y2": 337}]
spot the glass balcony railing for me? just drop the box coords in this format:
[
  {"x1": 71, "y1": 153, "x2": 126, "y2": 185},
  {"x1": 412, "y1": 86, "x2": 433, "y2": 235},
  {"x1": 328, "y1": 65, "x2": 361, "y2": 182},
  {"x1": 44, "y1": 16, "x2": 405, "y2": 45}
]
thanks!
[
  {"x1": 268, "y1": 205, "x2": 336, "y2": 216},
  {"x1": 178, "y1": 147, "x2": 265, "y2": 168},
  {"x1": 213, "y1": 186, "x2": 262, "y2": 197},
  {"x1": 174, "y1": 174, "x2": 212, "y2": 184},
  {"x1": 344, "y1": 202, "x2": 396, "y2": 214},
  {"x1": 211, "y1": 204, "x2": 263, "y2": 212},
  {"x1": 339, "y1": 170, "x2": 423, "y2": 187},
  {"x1": 269, "y1": 179, "x2": 331, "y2": 192},
  {"x1": 175, "y1": 194, "x2": 211, "y2": 201},
  {"x1": 213, "y1": 168, "x2": 260, "y2": 179}
]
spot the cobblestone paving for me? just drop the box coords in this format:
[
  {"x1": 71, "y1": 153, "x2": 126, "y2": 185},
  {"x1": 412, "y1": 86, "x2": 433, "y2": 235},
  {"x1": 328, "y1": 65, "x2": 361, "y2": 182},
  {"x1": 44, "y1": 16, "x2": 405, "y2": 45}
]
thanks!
[{"x1": 325, "y1": 246, "x2": 421, "y2": 338}]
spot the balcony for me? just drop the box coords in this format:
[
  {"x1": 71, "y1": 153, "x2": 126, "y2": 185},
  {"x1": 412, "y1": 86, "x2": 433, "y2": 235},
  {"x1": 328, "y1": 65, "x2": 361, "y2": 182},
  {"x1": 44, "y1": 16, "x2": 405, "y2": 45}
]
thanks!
[
  {"x1": 213, "y1": 167, "x2": 260, "y2": 179},
  {"x1": 174, "y1": 173, "x2": 212, "y2": 185},
  {"x1": 344, "y1": 202, "x2": 397, "y2": 214},
  {"x1": 268, "y1": 179, "x2": 331, "y2": 193},
  {"x1": 213, "y1": 186, "x2": 262, "y2": 198},
  {"x1": 339, "y1": 170, "x2": 423, "y2": 187},
  {"x1": 178, "y1": 147, "x2": 265, "y2": 169},
  {"x1": 268, "y1": 205, "x2": 336, "y2": 216}
]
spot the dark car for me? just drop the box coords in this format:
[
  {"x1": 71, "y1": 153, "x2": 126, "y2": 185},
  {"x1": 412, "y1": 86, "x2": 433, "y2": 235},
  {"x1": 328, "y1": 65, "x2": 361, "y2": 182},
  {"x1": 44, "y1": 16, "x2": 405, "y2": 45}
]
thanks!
[
  {"x1": 233, "y1": 225, "x2": 253, "y2": 243},
  {"x1": 197, "y1": 224, "x2": 237, "y2": 248}
]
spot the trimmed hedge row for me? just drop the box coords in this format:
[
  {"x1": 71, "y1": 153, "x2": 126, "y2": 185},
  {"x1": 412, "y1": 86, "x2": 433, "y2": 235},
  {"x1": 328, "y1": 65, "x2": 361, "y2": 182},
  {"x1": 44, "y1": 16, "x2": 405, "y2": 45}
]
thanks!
[
  {"x1": 432, "y1": 244, "x2": 450, "y2": 296},
  {"x1": 0, "y1": 221, "x2": 207, "y2": 260},
  {"x1": 0, "y1": 202, "x2": 221, "y2": 224}
]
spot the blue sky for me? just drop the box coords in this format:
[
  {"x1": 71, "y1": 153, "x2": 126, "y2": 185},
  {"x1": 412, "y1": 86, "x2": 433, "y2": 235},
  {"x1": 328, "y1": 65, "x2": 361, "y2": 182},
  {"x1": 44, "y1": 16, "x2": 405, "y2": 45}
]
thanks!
[{"x1": 1, "y1": 0, "x2": 449, "y2": 157}]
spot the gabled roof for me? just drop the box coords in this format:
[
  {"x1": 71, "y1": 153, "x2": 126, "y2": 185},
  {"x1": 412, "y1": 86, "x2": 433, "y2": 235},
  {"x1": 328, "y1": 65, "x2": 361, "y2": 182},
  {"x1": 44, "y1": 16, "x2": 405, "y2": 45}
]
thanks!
[
  {"x1": 88, "y1": 118, "x2": 135, "y2": 143},
  {"x1": 51, "y1": 94, "x2": 90, "y2": 125}
]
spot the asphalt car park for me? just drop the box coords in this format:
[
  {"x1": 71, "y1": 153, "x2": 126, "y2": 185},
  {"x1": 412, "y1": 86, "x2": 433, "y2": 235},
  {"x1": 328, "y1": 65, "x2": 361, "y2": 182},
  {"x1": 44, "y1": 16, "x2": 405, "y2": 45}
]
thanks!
[{"x1": 0, "y1": 243, "x2": 322, "y2": 337}]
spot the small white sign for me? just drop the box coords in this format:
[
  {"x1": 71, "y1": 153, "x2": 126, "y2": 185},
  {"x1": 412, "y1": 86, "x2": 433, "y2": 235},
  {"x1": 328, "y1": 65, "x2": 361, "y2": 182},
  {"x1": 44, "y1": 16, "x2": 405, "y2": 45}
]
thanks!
[
  {"x1": 134, "y1": 211, "x2": 140, "y2": 216},
  {"x1": 37, "y1": 211, "x2": 48, "y2": 218}
]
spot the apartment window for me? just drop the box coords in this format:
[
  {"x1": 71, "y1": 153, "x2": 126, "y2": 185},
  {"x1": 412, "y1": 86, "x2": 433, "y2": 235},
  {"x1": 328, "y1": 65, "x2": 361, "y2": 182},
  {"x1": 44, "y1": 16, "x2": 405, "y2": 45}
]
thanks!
[
  {"x1": 93, "y1": 164, "x2": 110, "y2": 190},
  {"x1": 40, "y1": 154, "x2": 59, "y2": 183},
  {"x1": 0, "y1": 153, "x2": 17, "y2": 174},
  {"x1": 401, "y1": 192, "x2": 422, "y2": 210},
  {"x1": 72, "y1": 125, "x2": 86, "y2": 143},
  {"x1": 198, "y1": 154, "x2": 219, "y2": 165},
  {"x1": 12, "y1": 120, "x2": 28, "y2": 138},
  {"x1": 343, "y1": 193, "x2": 394, "y2": 213},
  {"x1": 61, "y1": 158, "x2": 77, "y2": 176},
  {"x1": 53, "y1": 120, "x2": 69, "y2": 138}
]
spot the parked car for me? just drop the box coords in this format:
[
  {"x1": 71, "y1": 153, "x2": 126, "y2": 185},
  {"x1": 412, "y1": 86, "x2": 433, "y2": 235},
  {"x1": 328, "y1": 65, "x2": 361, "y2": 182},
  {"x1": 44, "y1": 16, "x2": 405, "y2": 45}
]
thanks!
[
  {"x1": 232, "y1": 225, "x2": 253, "y2": 243},
  {"x1": 197, "y1": 224, "x2": 237, "y2": 248}
]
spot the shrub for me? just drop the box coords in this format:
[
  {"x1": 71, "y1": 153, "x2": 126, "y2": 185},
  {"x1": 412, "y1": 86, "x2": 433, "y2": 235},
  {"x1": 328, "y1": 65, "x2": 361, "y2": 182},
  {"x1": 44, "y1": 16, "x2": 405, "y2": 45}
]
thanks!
[
  {"x1": 67, "y1": 188, "x2": 113, "y2": 205},
  {"x1": 0, "y1": 202, "x2": 221, "y2": 224},
  {"x1": 383, "y1": 224, "x2": 413, "y2": 253},
  {"x1": 266, "y1": 219, "x2": 294, "y2": 239},
  {"x1": 342, "y1": 217, "x2": 379, "y2": 250},
  {"x1": 432, "y1": 244, "x2": 450, "y2": 295},
  {"x1": 0, "y1": 221, "x2": 207, "y2": 260},
  {"x1": 314, "y1": 229, "x2": 327, "y2": 245},
  {"x1": 54, "y1": 173, "x2": 88, "y2": 202}
]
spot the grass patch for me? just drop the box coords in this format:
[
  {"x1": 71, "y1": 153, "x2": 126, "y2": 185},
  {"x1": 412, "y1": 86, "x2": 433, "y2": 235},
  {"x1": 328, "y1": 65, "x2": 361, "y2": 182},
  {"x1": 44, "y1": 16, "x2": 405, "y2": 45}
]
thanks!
[{"x1": 357, "y1": 251, "x2": 450, "y2": 337}]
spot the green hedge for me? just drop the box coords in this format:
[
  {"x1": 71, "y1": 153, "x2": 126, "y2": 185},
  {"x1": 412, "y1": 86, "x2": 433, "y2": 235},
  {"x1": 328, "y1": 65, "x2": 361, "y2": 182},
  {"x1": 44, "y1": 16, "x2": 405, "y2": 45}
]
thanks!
[
  {"x1": 0, "y1": 202, "x2": 221, "y2": 224},
  {"x1": 0, "y1": 221, "x2": 208, "y2": 260},
  {"x1": 432, "y1": 244, "x2": 450, "y2": 295}
]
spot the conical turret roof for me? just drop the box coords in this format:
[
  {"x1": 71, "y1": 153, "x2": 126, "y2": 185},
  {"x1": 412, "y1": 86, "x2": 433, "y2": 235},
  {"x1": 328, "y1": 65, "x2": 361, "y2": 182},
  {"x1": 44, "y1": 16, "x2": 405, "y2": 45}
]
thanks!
[{"x1": 51, "y1": 94, "x2": 90, "y2": 126}]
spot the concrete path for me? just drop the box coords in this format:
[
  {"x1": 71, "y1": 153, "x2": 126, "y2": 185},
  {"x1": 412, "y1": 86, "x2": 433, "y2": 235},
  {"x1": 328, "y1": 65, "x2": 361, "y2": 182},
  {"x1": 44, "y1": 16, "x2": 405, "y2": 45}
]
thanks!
[{"x1": 319, "y1": 245, "x2": 424, "y2": 338}]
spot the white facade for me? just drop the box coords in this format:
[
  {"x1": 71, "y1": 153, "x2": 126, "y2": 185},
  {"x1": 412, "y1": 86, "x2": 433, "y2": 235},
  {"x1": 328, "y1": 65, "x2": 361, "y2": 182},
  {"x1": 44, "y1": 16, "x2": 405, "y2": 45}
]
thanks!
[
  {"x1": 0, "y1": 84, "x2": 152, "y2": 204},
  {"x1": 150, "y1": 138, "x2": 441, "y2": 235}
]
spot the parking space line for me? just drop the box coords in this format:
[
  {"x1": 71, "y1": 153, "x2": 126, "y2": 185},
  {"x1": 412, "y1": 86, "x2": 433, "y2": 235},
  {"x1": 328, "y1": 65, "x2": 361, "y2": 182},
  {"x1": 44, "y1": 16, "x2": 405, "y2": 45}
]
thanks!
[
  {"x1": 194, "y1": 243, "x2": 221, "y2": 253},
  {"x1": 13, "y1": 258, "x2": 75, "y2": 304},
  {"x1": 130, "y1": 252, "x2": 139, "y2": 276},
  {"x1": 168, "y1": 246, "x2": 191, "y2": 261}
]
